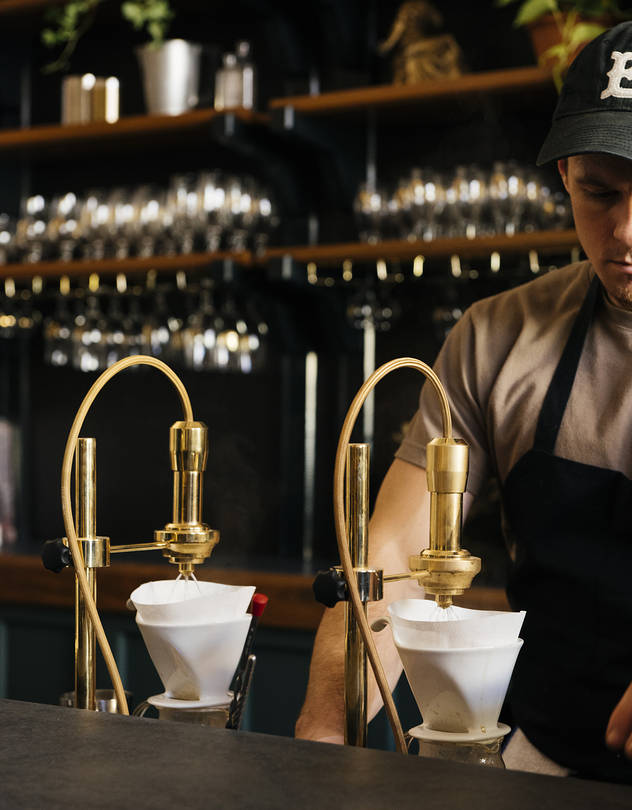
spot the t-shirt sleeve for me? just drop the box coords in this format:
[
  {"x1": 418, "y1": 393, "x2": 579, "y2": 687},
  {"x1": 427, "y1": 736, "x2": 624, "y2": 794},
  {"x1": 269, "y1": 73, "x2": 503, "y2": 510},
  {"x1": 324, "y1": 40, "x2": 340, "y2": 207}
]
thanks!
[{"x1": 395, "y1": 306, "x2": 491, "y2": 497}]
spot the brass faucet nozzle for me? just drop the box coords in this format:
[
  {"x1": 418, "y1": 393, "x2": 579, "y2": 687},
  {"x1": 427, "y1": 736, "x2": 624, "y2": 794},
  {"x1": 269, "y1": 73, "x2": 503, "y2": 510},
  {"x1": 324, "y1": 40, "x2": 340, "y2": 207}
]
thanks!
[
  {"x1": 154, "y1": 420, "x2": 219, "y2": 569},
  {"x1": 409, "y1": 549, "x2": 481, "y2": 602},
  {"x1": 410, "y1": 435, "x2": 481, "y2": 602}
]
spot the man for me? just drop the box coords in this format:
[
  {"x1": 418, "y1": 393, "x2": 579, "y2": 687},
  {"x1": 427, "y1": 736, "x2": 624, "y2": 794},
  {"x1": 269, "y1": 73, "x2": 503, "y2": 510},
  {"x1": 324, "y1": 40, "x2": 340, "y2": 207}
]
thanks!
[{"x1": 296, "y1": 22, "x2": 632, "y2": 783}]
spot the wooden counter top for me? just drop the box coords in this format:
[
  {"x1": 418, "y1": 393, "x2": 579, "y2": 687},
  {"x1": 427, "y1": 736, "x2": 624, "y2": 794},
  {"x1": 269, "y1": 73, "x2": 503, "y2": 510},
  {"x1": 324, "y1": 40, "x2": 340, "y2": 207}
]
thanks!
[{"x1": 0, "y1": 553, "x2": 509, "y2": 631}]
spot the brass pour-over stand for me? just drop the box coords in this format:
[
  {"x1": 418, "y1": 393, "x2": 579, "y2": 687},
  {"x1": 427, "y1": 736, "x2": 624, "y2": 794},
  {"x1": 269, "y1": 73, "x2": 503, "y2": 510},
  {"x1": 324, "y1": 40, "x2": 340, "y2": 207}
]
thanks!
[
  {"x1": 314, "y1": 358, "x2": 484, "y2": 757},
  {"x1": 42, "y1": 356, "x2": 219, "y2": 717}
]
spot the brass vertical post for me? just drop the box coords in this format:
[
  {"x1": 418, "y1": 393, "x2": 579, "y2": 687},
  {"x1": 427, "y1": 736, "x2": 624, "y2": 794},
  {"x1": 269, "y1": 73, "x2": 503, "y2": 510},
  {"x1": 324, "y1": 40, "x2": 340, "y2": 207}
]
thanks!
[
  {"x1": 75, "y1": 438, "x2": 97, "y2": 710},
  {"x1": 344, "y1": 443, "x2": 370, "y2": 746}
]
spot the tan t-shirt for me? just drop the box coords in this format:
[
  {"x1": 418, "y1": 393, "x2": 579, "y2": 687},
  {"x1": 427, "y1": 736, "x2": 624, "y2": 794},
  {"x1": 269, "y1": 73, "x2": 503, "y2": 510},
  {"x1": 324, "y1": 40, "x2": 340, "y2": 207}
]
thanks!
[{"x1": 396, "y1": 261, "x2": 632, "y2": 495}]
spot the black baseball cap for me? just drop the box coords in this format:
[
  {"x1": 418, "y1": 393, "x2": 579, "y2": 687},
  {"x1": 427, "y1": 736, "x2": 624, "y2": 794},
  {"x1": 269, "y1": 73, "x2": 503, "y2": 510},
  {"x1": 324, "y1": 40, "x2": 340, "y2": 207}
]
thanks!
[{"x1": 537, "y1": 21, "x2": 632, "y2": 165}]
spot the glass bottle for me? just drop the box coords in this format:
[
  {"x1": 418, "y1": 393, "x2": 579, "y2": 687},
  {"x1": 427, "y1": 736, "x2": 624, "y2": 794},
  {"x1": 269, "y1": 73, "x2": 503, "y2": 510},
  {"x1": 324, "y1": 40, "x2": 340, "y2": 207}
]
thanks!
[
  {"x1": 235, "y1": 40, "x2": 256, "y2": 110},
  {"x1": 214, "y1": 53, "x2": 242, "y2": 111}
]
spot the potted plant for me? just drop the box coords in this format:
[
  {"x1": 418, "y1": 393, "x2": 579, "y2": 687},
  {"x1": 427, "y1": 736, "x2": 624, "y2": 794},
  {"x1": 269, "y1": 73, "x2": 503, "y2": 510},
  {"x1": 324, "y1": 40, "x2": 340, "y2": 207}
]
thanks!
[
  {"x1": 42, "y1": 0, "x2": 201, "y2": 116},
  {"x1": 496, "y1": 0, "x2": 631, "y2": 88},
  {"x1": 42, "y1": 0, "x2": 173, "y2": 72}
]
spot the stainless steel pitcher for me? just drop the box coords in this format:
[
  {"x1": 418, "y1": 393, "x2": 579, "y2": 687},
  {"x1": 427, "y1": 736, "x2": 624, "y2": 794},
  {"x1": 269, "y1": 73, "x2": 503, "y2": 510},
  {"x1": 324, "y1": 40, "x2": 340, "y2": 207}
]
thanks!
[{"x1": 136, "y1": 39, "x2": 202, "y2": 116}]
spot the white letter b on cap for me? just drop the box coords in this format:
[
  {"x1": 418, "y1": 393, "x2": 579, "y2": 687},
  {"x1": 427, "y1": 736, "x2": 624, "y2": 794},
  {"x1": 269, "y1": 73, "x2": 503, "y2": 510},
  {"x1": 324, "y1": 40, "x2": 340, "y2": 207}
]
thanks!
[{"x1": 601, "y1": 50, "x2": 632, "y2": 99}]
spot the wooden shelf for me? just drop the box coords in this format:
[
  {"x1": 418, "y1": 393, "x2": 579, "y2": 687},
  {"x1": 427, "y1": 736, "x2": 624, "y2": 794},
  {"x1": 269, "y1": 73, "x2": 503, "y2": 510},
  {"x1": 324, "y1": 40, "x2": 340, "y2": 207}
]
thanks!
[
  {"x1": 0, "y1": 108, "x2": 269, "y2": 154},
  {"x1": 265, "y1": 229, "x2": 580, "y2": 267},
  {"x1": 0, "y1": 250, "x2": 253, "y2": 280},
  {"x1": 0, "y1": 231, "x2": 580, "y2": 280},
  {"x1": 268, "y1": 65, "x2": 554, "y2": 115},
  {"x1": 0, "y1": 552, "x2": 509, "y2": 630},
  {"x1": 0, "y1": 0, "x2": 64, "y2": 15}
]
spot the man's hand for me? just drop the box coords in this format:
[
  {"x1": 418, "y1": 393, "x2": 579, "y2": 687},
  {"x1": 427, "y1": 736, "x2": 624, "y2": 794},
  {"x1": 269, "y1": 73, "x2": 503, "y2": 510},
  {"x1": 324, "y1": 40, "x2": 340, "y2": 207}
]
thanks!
[{"x1": 606, "y1": 681, "x2": 632, "y2": 757}]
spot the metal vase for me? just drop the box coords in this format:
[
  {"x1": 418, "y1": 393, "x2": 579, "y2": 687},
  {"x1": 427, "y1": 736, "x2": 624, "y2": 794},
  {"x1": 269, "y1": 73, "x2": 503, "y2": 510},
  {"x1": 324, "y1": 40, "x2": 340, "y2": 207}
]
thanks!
[{"x1": 136, "y1": 39, "x2": 202, "y2": 116}]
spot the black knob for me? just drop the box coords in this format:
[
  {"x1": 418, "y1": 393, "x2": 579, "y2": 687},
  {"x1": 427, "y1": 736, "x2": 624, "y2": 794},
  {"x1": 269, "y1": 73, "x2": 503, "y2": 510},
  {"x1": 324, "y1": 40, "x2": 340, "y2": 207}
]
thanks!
[
  {"x1": 313, "y1": 567, "x2": 347, "y2": 608},
  {"x1": 41, "y1": 539, "x2": 72, "y2": 573}
]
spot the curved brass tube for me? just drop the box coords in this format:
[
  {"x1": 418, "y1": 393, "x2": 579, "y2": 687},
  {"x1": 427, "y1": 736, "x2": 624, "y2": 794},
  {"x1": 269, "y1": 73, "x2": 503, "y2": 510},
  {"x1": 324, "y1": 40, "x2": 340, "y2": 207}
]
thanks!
[
  {"x1": 60, "y1": 356, "x2": 195, "y2": 716},
  {"x1": 333, "y1": 357, "x2": 456, "y2": 753}
]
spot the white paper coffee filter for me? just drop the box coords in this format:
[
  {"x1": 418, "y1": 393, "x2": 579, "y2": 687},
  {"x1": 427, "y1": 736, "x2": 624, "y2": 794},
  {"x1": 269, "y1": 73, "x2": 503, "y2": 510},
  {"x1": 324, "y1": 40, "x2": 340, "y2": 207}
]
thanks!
[
  {"x1": 386, "y1": 599, "x2": 525, "y2": 649},
  {"x1": 130, "y1": 580, "x2": 255, "y2": 625},
  {"x1": 137, "y1": 614, "x2": 251, "y2": 702}
]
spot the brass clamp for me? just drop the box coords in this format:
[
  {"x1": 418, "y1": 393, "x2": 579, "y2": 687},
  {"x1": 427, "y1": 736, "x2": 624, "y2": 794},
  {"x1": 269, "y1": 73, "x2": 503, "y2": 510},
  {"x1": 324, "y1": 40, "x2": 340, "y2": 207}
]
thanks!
[
  {"x1": 42, "y1": 536, "x2": 110, "y2": 572},
  {"x1": 312, "y1": 565, "x2": 383, "y2": 608}
]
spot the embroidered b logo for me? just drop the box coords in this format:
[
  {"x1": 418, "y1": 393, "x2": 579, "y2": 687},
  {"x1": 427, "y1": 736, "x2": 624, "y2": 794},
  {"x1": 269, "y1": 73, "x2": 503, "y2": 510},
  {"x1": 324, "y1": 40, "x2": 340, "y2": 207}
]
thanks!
[{"x1": 601, "y1": 50, "x2": 632, "y2": 99}]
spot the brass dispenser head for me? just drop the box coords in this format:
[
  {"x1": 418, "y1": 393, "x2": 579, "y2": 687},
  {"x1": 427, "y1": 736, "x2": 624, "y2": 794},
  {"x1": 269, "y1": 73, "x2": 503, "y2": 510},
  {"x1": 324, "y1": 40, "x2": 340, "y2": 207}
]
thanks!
[
  {"x1": 154, "y1": 420, "x2": 219, "y2": 575},
  {"x1": 409, "y1": 436, "x2": 480, "y2": 608}
]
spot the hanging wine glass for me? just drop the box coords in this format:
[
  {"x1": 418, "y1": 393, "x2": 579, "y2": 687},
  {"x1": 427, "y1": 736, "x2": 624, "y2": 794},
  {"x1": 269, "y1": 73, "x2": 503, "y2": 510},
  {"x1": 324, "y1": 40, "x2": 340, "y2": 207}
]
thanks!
[
  {"x1": 71, "y1": 293, "x2": 108, "y2": 372},
  {"x1": 145, "y1": 289, "x2": 174, "y2": 361},
  {"x1": 78, "y1": 188, "x2": 112, "y2": 260},
  {"x1": 15, "y1": 193, "x2": 50, "y2": 263},
  {"x1": 214, "y1": 290, "x2": 247, "y2": 372},
  {"x1": 0, "y1": 215, "x2": 17, "y2": 265},
  {"x1": 196, "y1": 171, "x2": 226, "y2": 252},
  {"x1": 0, "y1": 286, "x2": 17, "y2": 340},
  {"x1": 420, "y1": 169, "x2": 446, "y2": 240},
  {"x1": 353, "y1": 182, "x2": 389, "y2": 243},
  {"x1": 463, "y1": 164, "x2": 489, "y2": 238},
  {"x1": 252, "y1": 187, "x2": 279, "y2": 255},
  {"x1": 103, "y1": 293, "x2": 127, "y2": 367},
  {"x1": 488, "y1": 161, "x2": 510, "y2": 236},
  {"x1": 505, "y1": 160, "x2": 527, "y2": 235},
  {"x1": 167, "y1": 173, "x2": 199, "y2": 254},
  {"x1": 241, "y1": 294, "x2": 268, "y2": 373},
  {"x1": 228, "y1": 176, "x2": 258, "y2": 252},
  {"x1": 135, "y1": 185, "x2": 169, "y2": 258},
  {"x1": 47, "y1": 192, "x2": 82, "y2": 261},
  {"x1": 120, "y1": 292, "x2": 149, "y2": 358},
  {"x1": 181, "y1": 285, "x2": 221, "y2": 371}
]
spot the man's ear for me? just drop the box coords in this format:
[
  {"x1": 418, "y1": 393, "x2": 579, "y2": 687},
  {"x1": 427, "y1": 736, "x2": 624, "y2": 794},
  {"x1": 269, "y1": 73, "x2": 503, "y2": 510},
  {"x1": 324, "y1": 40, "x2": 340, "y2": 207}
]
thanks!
[{"x1": 557, "y1": 158, "x2": 569, "y2": 193}]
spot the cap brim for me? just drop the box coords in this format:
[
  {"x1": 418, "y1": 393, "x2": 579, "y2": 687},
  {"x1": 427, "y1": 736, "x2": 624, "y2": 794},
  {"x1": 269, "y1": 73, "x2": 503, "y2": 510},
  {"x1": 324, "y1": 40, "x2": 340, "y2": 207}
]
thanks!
[{"x1": 537, "y1": 110, "x2": 632, "y2": 165}]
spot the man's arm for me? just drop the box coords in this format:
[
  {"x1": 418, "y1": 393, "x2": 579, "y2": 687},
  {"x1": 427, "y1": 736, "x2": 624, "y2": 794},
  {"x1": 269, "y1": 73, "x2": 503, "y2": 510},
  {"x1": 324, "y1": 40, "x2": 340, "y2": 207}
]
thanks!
[{"x1": 295, "y1": 458, "x2": 474, "y2": 743}]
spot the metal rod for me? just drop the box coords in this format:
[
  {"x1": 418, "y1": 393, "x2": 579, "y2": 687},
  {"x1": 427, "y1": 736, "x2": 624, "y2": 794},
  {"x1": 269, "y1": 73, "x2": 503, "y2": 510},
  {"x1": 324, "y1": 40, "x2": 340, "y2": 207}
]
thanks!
[
  {"x1": 74, "y1": 438, "x2": 96, "y2": 710},
  {"x1": 110, "y1": 541, "x2": 168, "y2": 554},
  {"x1": 344, "y1": 443, "x2": 370, "y2": 746},
  {"x1": 302, "y1": 351, "x2": 318, "y2": 572},
  {"x1": 362, "y1": 320, "x2": 376, "y2": 445}
]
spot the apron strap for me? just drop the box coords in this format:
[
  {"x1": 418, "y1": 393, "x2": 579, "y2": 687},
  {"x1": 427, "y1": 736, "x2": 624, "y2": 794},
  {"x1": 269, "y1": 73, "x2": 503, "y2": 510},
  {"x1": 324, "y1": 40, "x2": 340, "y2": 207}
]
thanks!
[{"x1": 533, "y1": 275, "x2": 601, "y2": 454}]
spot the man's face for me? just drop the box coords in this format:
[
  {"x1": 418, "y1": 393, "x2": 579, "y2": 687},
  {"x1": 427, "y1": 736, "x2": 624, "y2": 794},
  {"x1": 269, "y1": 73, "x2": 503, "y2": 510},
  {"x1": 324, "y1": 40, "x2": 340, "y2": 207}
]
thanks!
[{"x1": 559, "y1": 154, "x2": 632, "y2": 310}]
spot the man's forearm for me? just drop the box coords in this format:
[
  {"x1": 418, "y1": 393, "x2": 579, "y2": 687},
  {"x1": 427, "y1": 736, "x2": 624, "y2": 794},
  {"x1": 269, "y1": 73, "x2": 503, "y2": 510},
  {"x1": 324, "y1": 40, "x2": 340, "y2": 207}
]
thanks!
[
  {"x1": 294, "y1": 603, "x2": 346, "y2": 742},
  {"x1": 294, "y1": 581, "x2": 413, "y2": 742},
  {"x1": 295, "y1": 459, "x2": 435, "y2": 743}
]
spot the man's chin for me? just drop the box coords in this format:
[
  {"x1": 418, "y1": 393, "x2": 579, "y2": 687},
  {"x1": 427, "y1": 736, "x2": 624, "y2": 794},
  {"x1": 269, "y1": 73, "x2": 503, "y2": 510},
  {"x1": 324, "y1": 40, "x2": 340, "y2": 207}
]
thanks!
[{"x1": 606, "y1": 283, "x2": 632, "y2": 311}]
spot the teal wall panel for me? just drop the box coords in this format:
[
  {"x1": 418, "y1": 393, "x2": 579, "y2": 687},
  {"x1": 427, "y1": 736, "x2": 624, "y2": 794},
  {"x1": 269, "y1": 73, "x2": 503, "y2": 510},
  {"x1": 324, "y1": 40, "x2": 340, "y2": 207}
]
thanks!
[{"x1": 0, "y1": 603, "x2": 416, "y2": 750}]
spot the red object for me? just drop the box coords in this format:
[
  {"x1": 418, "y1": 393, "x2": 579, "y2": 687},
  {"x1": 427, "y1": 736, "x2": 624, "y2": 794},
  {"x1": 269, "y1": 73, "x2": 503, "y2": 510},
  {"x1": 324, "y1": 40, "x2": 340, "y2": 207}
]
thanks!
[{"x1": 251, "y1": 593, "x2": 269, "y2": 617}]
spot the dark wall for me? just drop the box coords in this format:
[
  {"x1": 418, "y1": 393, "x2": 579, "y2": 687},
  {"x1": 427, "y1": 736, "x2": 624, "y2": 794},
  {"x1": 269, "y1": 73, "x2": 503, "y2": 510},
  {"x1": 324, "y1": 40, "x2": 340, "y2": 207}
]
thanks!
[{"x1": 0, "y1": 1, "x2": 566, "y2": 580}]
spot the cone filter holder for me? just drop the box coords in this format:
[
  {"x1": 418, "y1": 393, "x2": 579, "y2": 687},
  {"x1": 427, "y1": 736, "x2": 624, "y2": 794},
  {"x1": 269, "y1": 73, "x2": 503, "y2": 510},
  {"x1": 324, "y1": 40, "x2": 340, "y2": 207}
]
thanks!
[
  {"x1": 384, "y1": 599, "x2": 525, "y2": 742},
  {"x1": 130, "y1": 580, "x2": 255, "y2": 706}
]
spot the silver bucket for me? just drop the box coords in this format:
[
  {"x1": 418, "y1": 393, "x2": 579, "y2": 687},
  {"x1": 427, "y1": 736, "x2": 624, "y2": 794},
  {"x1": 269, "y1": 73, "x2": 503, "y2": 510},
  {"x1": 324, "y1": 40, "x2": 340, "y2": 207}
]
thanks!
[{"x1": 136, "y1": 39, "x2": 201, "y2": 116}]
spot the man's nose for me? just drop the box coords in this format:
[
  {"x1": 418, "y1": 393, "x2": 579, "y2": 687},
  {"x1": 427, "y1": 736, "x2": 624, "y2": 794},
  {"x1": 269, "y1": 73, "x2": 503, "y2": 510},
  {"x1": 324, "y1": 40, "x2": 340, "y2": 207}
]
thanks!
[{"x1": 613, "y1": 196, "x2": 632, "y2": 248}]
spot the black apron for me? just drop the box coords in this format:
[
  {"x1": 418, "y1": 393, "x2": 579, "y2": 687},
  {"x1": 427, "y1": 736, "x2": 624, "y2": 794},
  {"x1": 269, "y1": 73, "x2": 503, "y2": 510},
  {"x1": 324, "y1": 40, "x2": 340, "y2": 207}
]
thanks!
[{"x1": 503, "y1": 275, "x2": 632, "y2": 783}]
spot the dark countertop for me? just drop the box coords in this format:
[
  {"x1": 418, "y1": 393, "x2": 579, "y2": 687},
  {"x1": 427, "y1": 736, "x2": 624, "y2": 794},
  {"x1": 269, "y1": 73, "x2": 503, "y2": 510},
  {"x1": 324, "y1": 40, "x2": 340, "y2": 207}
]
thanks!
[{"x1": 2, "y1": 698, "x2": 631, "y2": 809}]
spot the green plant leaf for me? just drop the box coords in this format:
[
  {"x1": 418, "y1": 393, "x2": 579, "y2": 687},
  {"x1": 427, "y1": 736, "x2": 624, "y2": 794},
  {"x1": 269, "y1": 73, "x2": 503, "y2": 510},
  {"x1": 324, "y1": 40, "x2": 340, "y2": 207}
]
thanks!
[
  {"x1": 121, "y1": 2, "x2": 144, "y2": 29},
  {"x1": 567, "y1": 22, "x2": 608, "y2": 50},
  {"x1": 121, "y1": 0, "x2": 173, "y2": 44},
  {"x1": 514, "y1": 0, "x2": 558, "y2": 26},
  {"x1": 543, "y1": 42, "x2": 569, "y2": 59}
]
